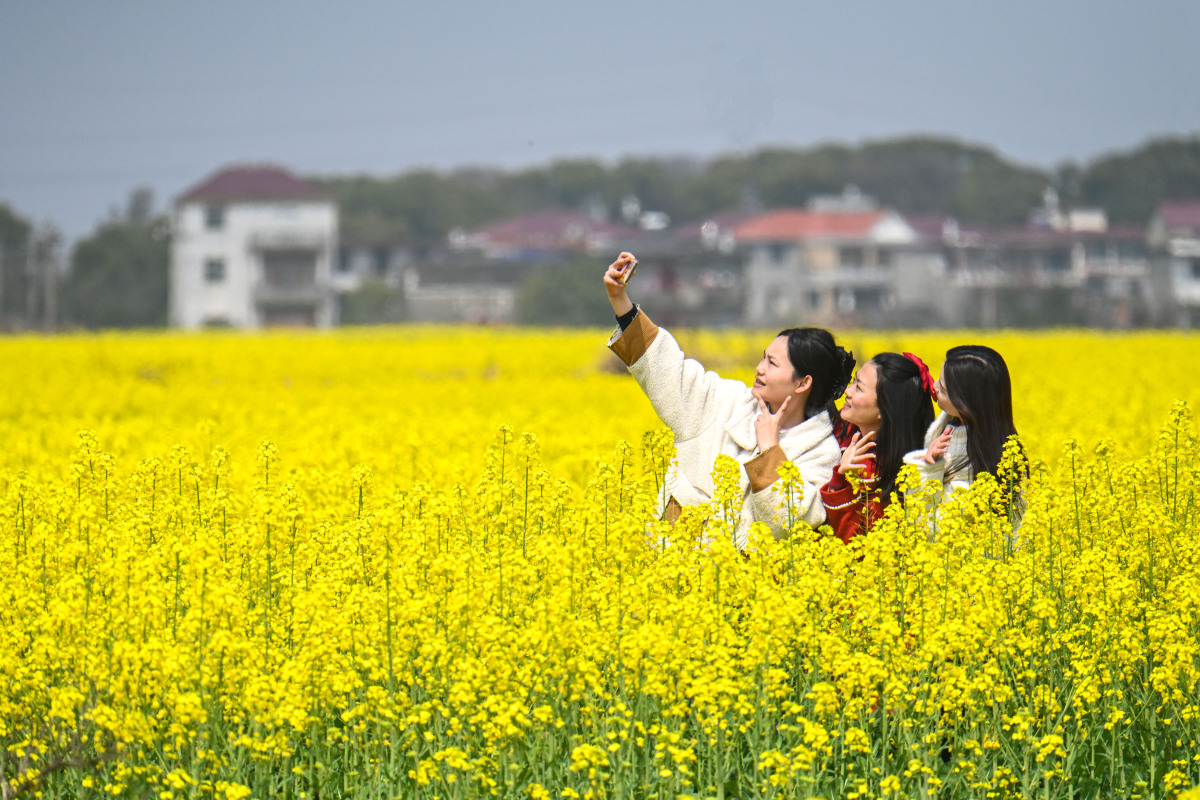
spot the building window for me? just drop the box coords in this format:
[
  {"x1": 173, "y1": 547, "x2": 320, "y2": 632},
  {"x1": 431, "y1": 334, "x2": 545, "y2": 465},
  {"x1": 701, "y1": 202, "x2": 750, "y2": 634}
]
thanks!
[
  {"x1": 205, "y1": 205, "x2": 225, "y2": 230},
  {"x1": 374, "y1": 246, "x2": 390, "y2": 277},
  {"x1": 1119, "y1": 241, "x2": 1144, "y2": 258},
  {"x1": 840, "y1": 246, "x2": 864, "y2": 267},
  {"x1": 262, "y1": 249, "x2": 317, "y2": 287},
  {"x1": 1190, "y1": 259, "x2": 1200, "y2": 280},
  {"x1": 204, "y1": 258, "x2": 226, "y2": 283}
]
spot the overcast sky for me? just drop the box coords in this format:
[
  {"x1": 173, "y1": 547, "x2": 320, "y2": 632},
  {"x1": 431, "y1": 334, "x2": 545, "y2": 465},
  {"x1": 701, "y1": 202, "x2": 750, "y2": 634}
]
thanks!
[{"x1": 3, "y1": 1, "x2": 1199, "y2": 241}]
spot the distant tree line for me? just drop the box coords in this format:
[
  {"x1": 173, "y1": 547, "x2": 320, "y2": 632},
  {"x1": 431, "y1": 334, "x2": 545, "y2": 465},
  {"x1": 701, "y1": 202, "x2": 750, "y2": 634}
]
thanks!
[
  {"x1": 0, "y1": 203, "x2": 62, "y2": 331},
  {"x1": 320, "y1": 134, "x2": 1200, "y2": 246},
  {"x1": 3, "y1": 134, "x2": 1199, "y2": 329},
  {"x1": 65, "y1": 187, "x2": 170, "y2": 329},
  {"x1": 0, "y1": 189, "x2": 167, "y2": 332}
]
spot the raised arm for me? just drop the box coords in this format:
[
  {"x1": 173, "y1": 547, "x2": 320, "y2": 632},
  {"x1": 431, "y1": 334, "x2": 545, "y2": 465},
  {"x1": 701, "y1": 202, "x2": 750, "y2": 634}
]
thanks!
[
  {"x1": 603, "y1": 252, "x2": 637, "y2": 318},
  {"x1": 603, "y1": 253, "x2": 746, "y2": 441}
]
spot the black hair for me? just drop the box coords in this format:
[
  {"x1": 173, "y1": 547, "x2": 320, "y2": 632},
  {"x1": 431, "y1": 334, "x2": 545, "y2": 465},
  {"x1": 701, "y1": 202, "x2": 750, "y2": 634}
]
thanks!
[
  {"x1": 942, "y1": 345, "x2": 1020, "y2": 480},
  {"x1": 869, "y1": 353, "x2": 936, "y2": 499},
  {"x1": 777, "y1": 328, "x2": 856, "y2": 426}
]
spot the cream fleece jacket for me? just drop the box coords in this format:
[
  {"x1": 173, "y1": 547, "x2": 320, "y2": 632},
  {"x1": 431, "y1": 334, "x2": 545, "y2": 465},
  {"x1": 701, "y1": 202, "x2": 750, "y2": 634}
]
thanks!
[{"x1": 609, "y1": 311, "x2": 840, "y2": 549}]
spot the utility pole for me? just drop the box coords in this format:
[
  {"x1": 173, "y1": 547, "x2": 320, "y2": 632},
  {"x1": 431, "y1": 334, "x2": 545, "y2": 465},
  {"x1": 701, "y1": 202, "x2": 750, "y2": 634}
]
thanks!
[
  {"x1": 25, "y1": 224, "x2": 37, "y2": 327},
  {"x1": 42, "y1": 224, "x2": 59, "y2": 331},
  {"x1": 0, "y1": 234, "x2": 6, "y2": 330}
]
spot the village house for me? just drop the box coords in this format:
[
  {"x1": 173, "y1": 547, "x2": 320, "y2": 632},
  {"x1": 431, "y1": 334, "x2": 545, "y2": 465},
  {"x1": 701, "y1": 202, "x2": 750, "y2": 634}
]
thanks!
[
  {"x1": 886, "y1": 188, "x2": 1151, "y2": 328},
  {"x1": 732, "y1": 205, "x2": 941, "y2": 328},
  {"x1": 168, "y1": 166, "x2": 1200, "y2": 330},
  {"x1": 395, "y1": 210, "x2": 640, "y2": 323},
  {"x1": 621, "y1": 187, "x2": 945, "y2": 329},
  {"x1": 171, "y1": 165, "x2": 338, "y2": 328},
  {"x1": 1147, "y1": 200, "x2": 1200, "y2": 327}
]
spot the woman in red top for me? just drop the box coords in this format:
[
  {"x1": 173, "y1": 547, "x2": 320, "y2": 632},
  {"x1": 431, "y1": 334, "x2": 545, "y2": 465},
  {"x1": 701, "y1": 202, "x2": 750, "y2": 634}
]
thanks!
[{"x1": 820, "y1": 353, "x2": 936, "y2": 543}]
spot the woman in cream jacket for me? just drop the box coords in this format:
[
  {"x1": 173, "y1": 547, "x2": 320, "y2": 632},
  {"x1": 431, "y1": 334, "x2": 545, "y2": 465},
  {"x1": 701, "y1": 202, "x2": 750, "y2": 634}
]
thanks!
[{"x1": 604, "y1": 252, "x2": 855, "y2": 549}]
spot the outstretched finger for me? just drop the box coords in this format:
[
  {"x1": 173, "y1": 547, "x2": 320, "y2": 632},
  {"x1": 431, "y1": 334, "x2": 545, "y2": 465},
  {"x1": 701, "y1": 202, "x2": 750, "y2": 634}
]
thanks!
[
  {"x1": 843, "y1": 452, "x2": 876, "y2": 472},
  {"x1": 848, "y1": 430, "x2": 873, "y2": 455}
]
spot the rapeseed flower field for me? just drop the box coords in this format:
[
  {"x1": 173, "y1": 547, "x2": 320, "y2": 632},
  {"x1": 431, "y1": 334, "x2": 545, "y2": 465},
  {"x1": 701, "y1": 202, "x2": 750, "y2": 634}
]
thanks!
[{"x1": 2, "y1": 326, "x2": 1199, "y2": 800}]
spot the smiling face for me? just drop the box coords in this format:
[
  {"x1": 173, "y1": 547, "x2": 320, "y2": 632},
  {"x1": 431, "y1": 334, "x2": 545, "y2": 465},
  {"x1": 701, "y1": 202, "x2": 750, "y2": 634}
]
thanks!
[
  {"x1": 753, "y1": 335, "x2": 810, "y2": 414},
  {"x1": 934, "y1": 361, "x2": 961, "y2": 418},
  {"x1": 840, "y1": 361, "x2": 882, "y2": 432}
]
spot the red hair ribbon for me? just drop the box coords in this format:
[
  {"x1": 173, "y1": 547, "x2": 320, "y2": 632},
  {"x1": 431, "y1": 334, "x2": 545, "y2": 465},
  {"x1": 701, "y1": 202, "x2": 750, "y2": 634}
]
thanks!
[{"x1": 903, "y1": 352, "x2": 936, "y2": 397}]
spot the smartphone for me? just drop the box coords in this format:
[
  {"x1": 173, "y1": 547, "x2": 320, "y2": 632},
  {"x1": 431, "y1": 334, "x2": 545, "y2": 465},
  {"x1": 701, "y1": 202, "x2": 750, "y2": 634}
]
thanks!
[{"x1": 619, "y1": 259, "x2": 638, "y2": 286}]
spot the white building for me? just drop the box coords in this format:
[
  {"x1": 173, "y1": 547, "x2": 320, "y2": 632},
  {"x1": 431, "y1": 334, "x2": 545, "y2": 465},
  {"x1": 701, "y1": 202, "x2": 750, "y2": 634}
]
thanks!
[
  {"x1": 171, "y1": 165, "x2": 338, "y2": 328},
  {"x1": 734, "y1": 207, "x2": 940, "y2": 328},
  {"x1": 1147, "y1": 201, "x2": 1200, "y2": 327}
]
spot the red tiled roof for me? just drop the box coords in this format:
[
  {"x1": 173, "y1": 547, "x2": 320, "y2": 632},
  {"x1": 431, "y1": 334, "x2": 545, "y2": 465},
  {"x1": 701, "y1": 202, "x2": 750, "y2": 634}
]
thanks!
[
  {"x1": 732, "y1": 209, "x2": 885, "y2": 241},
  {"x1": 1159, "y1": 201, "x2": 1200, "y2": 230},
  {"x1": 473, "y1": 210, "x2": 635, "y2": 246},
  {"x1": 177, "y1": 164, "x2": 326, "y2": 203}
]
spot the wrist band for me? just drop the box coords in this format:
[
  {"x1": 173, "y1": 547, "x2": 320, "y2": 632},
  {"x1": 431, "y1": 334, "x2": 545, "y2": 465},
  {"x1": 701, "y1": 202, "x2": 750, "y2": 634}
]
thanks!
[{"x1": 616, "y1": 305, "x2": 639, "y2": 332}]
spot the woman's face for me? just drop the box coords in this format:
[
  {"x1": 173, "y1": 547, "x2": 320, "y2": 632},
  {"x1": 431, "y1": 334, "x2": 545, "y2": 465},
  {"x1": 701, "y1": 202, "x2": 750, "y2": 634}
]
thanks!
[
  {"x1": 934, "y1": 361, "x2": 961, "y2": 417},
  {"x1": 753, "y1": 335, "x2": 808, "y2": 413},
  {"x1": 840, "y1": 361, "x2": 882, "y2": 432}
]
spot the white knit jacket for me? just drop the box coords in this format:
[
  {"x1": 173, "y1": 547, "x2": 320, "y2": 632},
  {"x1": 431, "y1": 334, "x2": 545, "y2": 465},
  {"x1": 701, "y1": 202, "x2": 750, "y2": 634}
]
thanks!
[
  {"x1": 903, "y1": 410, "x2": 1024, "y2": 545},
  {"x1": 903, "y1": 411, "x2": 974, "y2": 542},
  {"x1": 902, "y1": 410, "x2": 972, "y2": 502},
  {"x1": 609, "y1": 311, "x2": 840, "y2": 549}
]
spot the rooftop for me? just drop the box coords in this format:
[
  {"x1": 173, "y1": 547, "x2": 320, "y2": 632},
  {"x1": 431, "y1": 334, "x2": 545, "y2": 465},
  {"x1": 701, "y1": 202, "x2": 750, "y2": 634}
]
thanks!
[
  {"x1": 1159, "y1": 200, "x2": 1200, "y2": 231},
  {"x1": 732, "y1": 209, "x2": 886, "y2": 241},
  {"x1": 178, "y1": 164, "x2": 327, "y2": 204},
  {"x1": 464, "y1": 210, "x2": 637, "y2": 251}
]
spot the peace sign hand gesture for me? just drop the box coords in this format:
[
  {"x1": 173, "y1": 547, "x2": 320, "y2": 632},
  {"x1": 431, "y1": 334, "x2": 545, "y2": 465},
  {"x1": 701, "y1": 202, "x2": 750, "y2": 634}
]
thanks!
[{"x1": 754, "y1": 396, "x2": 791, "y2": 453}]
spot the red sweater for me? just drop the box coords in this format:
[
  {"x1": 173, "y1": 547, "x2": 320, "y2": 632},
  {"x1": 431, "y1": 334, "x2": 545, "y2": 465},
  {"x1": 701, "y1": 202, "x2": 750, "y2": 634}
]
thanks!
[{"x1": 819, "y1": 425, "x2": 886, "y2": 544}]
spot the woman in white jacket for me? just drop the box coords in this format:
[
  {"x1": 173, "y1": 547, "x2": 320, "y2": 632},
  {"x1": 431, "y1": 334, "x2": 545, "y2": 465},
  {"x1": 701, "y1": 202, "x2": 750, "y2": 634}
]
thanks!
[{"x1": 604, "y1": 252, "x2": 855, "y2": 549}]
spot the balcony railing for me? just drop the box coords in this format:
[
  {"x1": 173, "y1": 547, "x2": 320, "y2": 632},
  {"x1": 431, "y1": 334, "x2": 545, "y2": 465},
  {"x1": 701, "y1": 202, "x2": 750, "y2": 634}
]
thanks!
[
  {"x1": 253, "y1": 283, "x2": 329, "y2": 306},
  {"x1": 1081, "y1": 257, "x2": 1149, "y2": 278},
  {"x1": 249, "y1": 232, "x2": 332, "y2": 250},
  {"x1": 807, "y1": 267, "x2": 892, "y2": 288}
]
